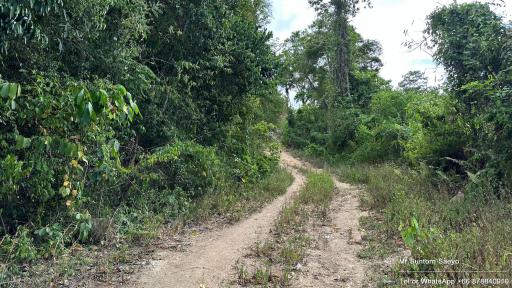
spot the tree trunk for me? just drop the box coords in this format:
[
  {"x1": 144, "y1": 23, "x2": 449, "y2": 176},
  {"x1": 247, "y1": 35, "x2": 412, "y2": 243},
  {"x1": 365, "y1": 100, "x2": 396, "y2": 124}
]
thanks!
[
  {"x1": 332, "y1": 0, "x2": 351, "y2": 107},
  {"x1": 327, "y1": 0, "x2": 351, "y2": 152}
]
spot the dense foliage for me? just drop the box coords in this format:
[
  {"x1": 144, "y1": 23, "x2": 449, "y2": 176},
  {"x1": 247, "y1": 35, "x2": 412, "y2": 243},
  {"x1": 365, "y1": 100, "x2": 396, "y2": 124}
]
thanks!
[
  {"x1": 281, "y1": 8, "x2": 387, "y2": 154},
  {"x1": 284, "y1": 0, "x2": 512, "y2": 281},
  {"x1": 0, "y1": 0, "x2": 286, "y2": 280},
  {"x1": 284, "y1": 1, "x2": 512, "y2": 188}
]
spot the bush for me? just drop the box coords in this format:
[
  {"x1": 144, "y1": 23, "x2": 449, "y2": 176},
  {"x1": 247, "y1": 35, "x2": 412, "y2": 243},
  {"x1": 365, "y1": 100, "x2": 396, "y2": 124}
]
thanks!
[
  {"x1": 223, "y1": 121, "x2": 282, "y2": 183},
  {"x1": 351, "y1": 121, "x2": 405, "y2": 162},
  {"x1": 133, "y1": 141, "x2": 223, "y2": 200},
  {"x1": 0, "y1": 77, "x2": 140, "y2": 237},
  {"x1": 284, "y1": 105, "x2": 328, "y2": 150},
  {"x1": 348, "y1": 89, "x2": 465, "y2": 166},
  {"x1": 402, "y1": 91, "x2": 466, "y2": 168}
]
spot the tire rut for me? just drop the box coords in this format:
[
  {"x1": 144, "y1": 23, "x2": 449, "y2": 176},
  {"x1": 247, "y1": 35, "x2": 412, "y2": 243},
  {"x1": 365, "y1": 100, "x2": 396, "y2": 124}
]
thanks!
[{"x1": 291, "y1": 178, "x2": 369, "y2": 288}]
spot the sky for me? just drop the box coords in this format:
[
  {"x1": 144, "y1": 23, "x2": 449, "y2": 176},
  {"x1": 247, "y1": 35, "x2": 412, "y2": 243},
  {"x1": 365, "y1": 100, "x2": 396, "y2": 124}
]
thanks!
[{"x1": 270, "y1": 0, "x2": 511, "y2": 87}]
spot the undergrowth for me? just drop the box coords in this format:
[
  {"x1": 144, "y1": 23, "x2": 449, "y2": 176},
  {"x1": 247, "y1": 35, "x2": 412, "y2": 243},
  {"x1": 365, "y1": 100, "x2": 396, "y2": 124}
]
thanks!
[
  {"x1": 333, "y1": 163, "x2": 512, "y2": 285},
  {"x1": 1, "y1": 167, "x2": 293, "y2": 287}
]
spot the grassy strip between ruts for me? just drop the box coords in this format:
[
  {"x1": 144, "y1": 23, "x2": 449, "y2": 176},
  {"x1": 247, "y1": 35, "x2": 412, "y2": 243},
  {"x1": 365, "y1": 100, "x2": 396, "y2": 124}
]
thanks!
[
  {"x1": 7, "y1": 167, "x2": 294, "y2": 287},
  {"x1": 234, "y1": 171, "x2": 335, "y2": 287},
  {"x1": 331, "y1": 163, "x2": 512, "y2": 287}
]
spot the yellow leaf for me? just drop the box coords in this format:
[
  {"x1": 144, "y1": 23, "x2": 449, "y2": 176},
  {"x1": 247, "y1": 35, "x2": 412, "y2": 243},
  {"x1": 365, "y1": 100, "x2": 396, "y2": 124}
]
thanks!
[{"x1": 66, "y1": 200, "x2": 72, "y2": 207}]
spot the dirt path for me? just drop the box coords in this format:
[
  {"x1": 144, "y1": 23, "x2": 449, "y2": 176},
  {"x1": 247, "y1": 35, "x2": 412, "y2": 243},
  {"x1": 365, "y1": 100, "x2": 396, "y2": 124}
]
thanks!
[
  {"x1": 128, "y1": 152, "x2": 369, "y2": 288},
  {"x1": 129, "y1": 152, "x2": 306, "y2": 288},
  {"x1": 291, "y1": 178, "x2": 369, "y2": 288}
]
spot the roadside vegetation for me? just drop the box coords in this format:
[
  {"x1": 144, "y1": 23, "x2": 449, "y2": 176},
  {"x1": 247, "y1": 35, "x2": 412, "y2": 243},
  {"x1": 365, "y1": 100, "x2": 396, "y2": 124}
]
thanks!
[
  {"x1": 235, "y1": 172, "x2": 334, "y2": 287},
  {"x1": 282, "y1": 0, "x2": 512, "y2": 284},
  {"x1": 13, "y1": 167, "x2": 293, "y2": 287},
  {"x1": 0, "y1": 1, "x2": 290, "y2": 286},
  {"x1": 334, "y1": 164, "x2": 512, "y2": 283}
]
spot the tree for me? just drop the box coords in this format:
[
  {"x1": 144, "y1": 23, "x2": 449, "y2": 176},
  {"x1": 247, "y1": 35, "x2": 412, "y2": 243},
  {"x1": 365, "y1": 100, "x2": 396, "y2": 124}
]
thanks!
[
  {"x1": 0, "y1": 0, "x2": 286, "y2": 263},
  {"x1": 399, "y1": 70, "x2": 428, "y2": 91},
  {"x1": 356, "y1": 39, "x2": 383, "y2": 72},
  {"x1": 332, "y1": 0, "x2": 351, "y2": 103},
  {"x1": 308, "y1": 0, "x2": 371, "y2": 106},
  {"x1": 141, "y1": 0, "x2": 280, "y2": 147},
  {"x1": 425, "y1": 2, "x2": 505, "y2": 89},
  {"x1": 280, "y1": 2, "x2": 387, "y2": 154},
  {"x1": 425, "y1": 2, "x2": 512, "y2": 193}
]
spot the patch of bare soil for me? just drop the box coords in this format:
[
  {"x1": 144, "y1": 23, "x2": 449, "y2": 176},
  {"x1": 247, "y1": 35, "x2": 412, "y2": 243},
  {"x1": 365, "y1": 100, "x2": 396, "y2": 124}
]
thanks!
[
  {"x1": 123, "y1": 152, "x2": 307, "y2": 288},
  {"x1": 291, "y1": 179, "x2": 370, "y2": 288}
]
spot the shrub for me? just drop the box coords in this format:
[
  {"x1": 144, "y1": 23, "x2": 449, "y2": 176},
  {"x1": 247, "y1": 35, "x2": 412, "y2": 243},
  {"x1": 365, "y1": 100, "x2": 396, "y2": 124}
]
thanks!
[
  {"x1": 349, "y1": 89, "x2": 466, "y2": 166},
  {"x1": 133, "y1": 141, "x2": 223, "y2": 200},
  {"x1": 223, "y1": 121, "x2": 281, "y2": 183},
  {"x1": 284, "y1": 105, "x2": 328, "y2": 150},
  {"x1": 402, "y1": 91, "x2": 466, "y2": 168},
  {"x1": 0, "y1": 76, "x2": 140, "y2": 237}
]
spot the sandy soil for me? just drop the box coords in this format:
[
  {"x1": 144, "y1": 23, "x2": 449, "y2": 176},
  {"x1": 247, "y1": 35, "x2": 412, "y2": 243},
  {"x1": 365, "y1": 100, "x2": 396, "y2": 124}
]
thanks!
[{"x1": 127, "y1": 152, "x2": 307, "y2": 288}]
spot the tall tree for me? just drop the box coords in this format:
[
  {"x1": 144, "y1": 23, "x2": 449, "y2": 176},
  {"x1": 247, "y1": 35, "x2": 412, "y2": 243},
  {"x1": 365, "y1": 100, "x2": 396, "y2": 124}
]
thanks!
[
  {"x1": 332, "y1": 0, "x2": 351, "y2": 105},
  {"x1": 425, "y1": 2, "x2": 505, "y2": 89},
  {"x1": 306, "y1": 0, "x2": 372, "y2": 152},
  {"x1": 308, "y1": 0, "x2": 370, "y2": 108}
]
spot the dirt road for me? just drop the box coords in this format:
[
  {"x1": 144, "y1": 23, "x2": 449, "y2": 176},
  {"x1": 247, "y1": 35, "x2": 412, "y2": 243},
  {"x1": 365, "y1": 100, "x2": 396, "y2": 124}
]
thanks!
[
  {"x1": 129, "y1": 152, "x2": 368, "y2": 287},
  {"x1": 130, "y1": 152, "x2": 306, "y2": 287}
]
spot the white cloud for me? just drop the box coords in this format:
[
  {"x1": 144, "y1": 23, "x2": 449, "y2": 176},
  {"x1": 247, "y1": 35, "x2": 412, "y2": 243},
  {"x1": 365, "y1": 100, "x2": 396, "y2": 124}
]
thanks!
[
  {"x1": 270, "y1": 0, "x2": 511, "y2": 87},
  {"x1": 269, "y1": 0, "x2": 316, "y2": 41}
]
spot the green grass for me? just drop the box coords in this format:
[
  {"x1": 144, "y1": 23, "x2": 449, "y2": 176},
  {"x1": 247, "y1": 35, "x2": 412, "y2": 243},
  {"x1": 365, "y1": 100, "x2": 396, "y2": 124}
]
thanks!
[
  {"x1": 332, "y1": 162, "x2": 512, "y2": 283},
  {"x1": 187, "y1": 167, "x2": 294, "y2": 223}
]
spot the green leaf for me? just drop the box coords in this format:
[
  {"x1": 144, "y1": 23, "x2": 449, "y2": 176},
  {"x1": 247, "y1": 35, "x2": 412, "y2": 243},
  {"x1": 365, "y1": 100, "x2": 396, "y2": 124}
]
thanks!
[
  {"x1": 0, "y1": 83, "x2": 20, "y2": 100},
  {"x1": 81, "y1": 102, "x2": 96, "y2": 124},
  {"x1": 75, "y1": 88, "x2": 85, "y2": 106},
  {"x1": 0, "y1": 83, "x2": 8, "y2": 98},
  {"x1": 8, "y1": 83, "x2": 18, "y2": 99},
  {"x1": 59, "y1": 187, "x2": 70, "y2": 197},
  {"x1": 79, "y1": 222, "x2": 91, "y2": 241},
  {"x1": 129, "y1": 98, "x2": 140, "y2": 116},
  {"x1": 113, "y1": 93, "x2": 125, "y2": 108},
  {"x1": 411, "y1": 217, "x2": 419, "y2": 231},
  {"x1": 127, "y1": 107, "x2": 134, "y2": 122},
  {"x1": 116, "y1": 85, "x2": 127, "y2": 96},
  {"x1": 15, "y1": 135, "x2": 31, "y2": 149},
  {"x1": 98, "y1": 89, "x2": 109, "y2": 107}
]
